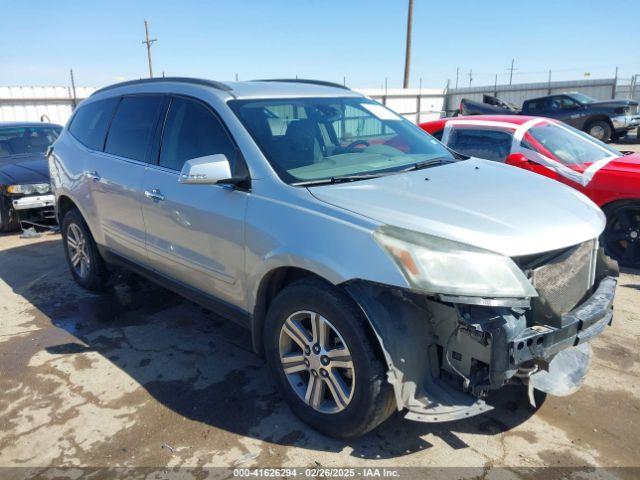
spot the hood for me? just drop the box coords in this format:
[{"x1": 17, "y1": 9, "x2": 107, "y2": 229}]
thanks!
[
  {"x1": 309, "y1": 158, "x2": 605, "y2": 257},
  {"x1": 0, "y1": 153, "x2": 50, "y2": 185},
  {"x1": 588, "y1": 99, "x2": 638, "y2": 109},
  {"x1": 600, "y1": 152, "x2": 640, "y2": 175}
]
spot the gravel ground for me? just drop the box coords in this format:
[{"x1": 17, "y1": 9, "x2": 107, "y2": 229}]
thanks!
[{"x1": 1, "y1": 176, "x2": 639, "y2": 479}]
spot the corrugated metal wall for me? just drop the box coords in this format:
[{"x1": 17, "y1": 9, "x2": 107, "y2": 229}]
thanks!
[
  {"x1": 0, "y1": 86, "x2": 95, "y2": 125},
  {"x1": 356, "y1": 87, "x2": 446, "y2": 123},
  {"x1": 1, "y1": 79, "x2": 638, "y2": 127},
  {"x1": 443, "y1": 78, "x2": 618, "y2": 113}
]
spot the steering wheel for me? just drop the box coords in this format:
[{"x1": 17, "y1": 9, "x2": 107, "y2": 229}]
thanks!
[{"x1": 343, "y1": 139, "x2": 370, "y2": 153}]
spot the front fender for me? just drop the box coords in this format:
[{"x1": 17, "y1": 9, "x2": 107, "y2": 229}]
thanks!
[{"x1": 243, "y1": 191, "x2": 409, "y2": 312}]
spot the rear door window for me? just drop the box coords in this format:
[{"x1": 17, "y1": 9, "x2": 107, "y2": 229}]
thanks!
[
  {"x1": 159, "y1": 97, "x2": 237, "y2": 172},
  {"x1": 447, "y1": 128, "x2": 513, "y2": 162},
  {"x1": 69, "y1": 98, "x2": 118, "y2": 150},
  {"x1": 105, "y1": 95, "x2": 164, "y2": 162}
]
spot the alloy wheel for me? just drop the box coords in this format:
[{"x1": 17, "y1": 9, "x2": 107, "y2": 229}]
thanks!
[
  {"x1": 66, "y1": 223, "x2": 91, "y2": 279},
  {"x1": 278, "y1": 310, "x2": 355, "y2": 413},
  {"x1": 589, "y1": 124, "x2": 606, "y2": 140},
  {"x1": 605, "y1": 206, "x2": 640, "y2": 267}
]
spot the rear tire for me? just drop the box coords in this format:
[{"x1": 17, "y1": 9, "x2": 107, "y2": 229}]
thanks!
[
  {"x1": 0, "y1": 196, "x2": 21, "y2": 232},
  {"x1": 263, "y1": 278, "x2": 395, "y2": 439},
  {"x1": 585, "y1": 120, "x2": 612, "y2": 143},
  {"x1": 61, "y1": 208, "x2": 109, "y2": 290}
]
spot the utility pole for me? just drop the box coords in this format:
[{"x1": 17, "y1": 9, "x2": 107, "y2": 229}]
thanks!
[
  {"x1": 455, "y1": 67, "x2": 459, "y2": 89},
  {"x1": 494, "y1": 73, "x2": 498, "y2": 97},
  {"x1": 612, "y1": 66, "x2": 618, "y2": 99},
  {"x1": 69, "y1": 69, "x2": 78, "y2": 109},
  {"x1": 402, "y1": 0, "x2": 414, "y2": 89},
  {"x1": 468, "y1": 69, "x2": 473, "y2": 87},
  {"x1": 142, "y1": 19, "x2": 157, "y2": 78},
  {"x1": 508, "y1": 58, "x2": 516, "y2": 85},
  {"x1": 547, "y1": 69, "x2": 552, "y2": 95}
]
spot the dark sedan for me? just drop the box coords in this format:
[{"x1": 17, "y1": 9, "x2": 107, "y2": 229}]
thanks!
[{"x1": 0, "y1": 122, "x2": 62, "y2": 231}]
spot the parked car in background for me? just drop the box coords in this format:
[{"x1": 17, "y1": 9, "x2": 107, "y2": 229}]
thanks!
[
  {"x1": 0, "y1": 122, "x2": 61, "y2": 231},
  {"x1": 421, "y1": 115, "x2": 640, "y2": 268},
  {"x1": 459, "y1": 92, "x2": 640, "y2": 142},
  {"x1": 50, "y1": 78, "x2": 617, "y2": 438}
]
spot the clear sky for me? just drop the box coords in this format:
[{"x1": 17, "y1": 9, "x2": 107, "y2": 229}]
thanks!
[{"x1": 2, "y1": 0, "x2": 639, "y2": 89}]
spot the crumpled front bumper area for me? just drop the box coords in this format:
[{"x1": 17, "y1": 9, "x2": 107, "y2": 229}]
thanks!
[
  {"x1": 510, "y1": 277, "x2": 615, "y2": 366},
  {"x1": 10, "y1": 194, "x2": 57, "y2": 227},
  {"x1": 344, "y1": 272, "x2": 617, "y2": 423}
]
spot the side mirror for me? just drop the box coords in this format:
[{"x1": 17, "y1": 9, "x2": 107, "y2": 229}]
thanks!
[
  {"x1": 179, "y1": 154, "x2": 232, "y2": 185},
  {"x1": 506, "y1": 153, "x2": 532, "y2": 168}
]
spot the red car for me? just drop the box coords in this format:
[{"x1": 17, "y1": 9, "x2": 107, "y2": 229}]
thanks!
[{"x1": 420, "y1": 115, "x2": 640, "y2": 268}]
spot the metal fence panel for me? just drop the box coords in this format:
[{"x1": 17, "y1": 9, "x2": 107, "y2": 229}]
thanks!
[
  {"x1": 1, "y1": 79, "x2": 638, "y2": 126},
  {"x1": 0, "y1": 86, "x2": 95, "y2": 125},
  {"x1": 443, "y1": 78, "x2": 617, "y2": 112}
]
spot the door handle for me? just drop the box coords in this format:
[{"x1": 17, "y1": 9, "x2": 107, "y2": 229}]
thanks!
[
  {"x1": 86, "y1": 171, "x2": 100, "y2": 182},
  {"x1": 144, "y1": 189, "x2": 165, "y2": 202}
]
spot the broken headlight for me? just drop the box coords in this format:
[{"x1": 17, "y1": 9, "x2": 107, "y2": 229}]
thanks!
[{"x1": 374, "y1": 225, "x2": 538, "y2": 298}]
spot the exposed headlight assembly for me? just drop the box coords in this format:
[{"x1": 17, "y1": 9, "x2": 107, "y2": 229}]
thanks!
[
  {"x1": 7, "y1": 183, "x2": 51, "y2": 195},
  {"x1": 374, "y1": 225, "x2": 538, "y2": 298}
]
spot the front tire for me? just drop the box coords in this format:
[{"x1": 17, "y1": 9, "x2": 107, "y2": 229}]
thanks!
[
  {"x1": 61, "y1": 208, "x2": 109, "y2": 290},
  {"x1": 603, "y1": 203, "x2": 640, "y2": 268},
  {"x1": 263, "y1": 278, "x2": 395, "y2": 439},
  {"x1": 586, "y1": 120, "x2": 612, "y2": 143}
]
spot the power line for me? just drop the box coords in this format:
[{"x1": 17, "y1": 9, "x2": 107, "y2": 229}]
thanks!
[{"x1": 142, "y1": 19, "x2": 157, "y2": 78}]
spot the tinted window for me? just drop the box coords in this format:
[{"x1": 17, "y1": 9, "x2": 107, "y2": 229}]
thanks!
[
  {"x1": 105, "y1": 96, "x2": 163, "y2": 162},
  {"x1": 159, "y1": 97, "x2": 237, "y2": 171},
  {"x1": 447, "y1": 128, "x2": 513, "y2": 162},
  {"x1": 69, "y1": 98, "x2": 118, "y2": 150},
  {"x1": 525, "y1": 99, "x2": 549, "y2": 113},
  {"x1": 430, "y1": 129, "x2": 443, "y2": 141},
  {"x1": 550, "y1": 96, "x2": 579, "y2": 111}
]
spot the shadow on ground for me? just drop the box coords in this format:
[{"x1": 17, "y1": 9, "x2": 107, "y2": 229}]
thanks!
[{"x1": 0, "y1": 237, "x2": 541, "y2": 459}]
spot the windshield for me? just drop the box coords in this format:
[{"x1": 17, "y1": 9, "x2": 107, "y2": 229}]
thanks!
[
  {"x1": 0, "y1": 126, "x2": 61, "y2": 158},
  {"x1": 569, "y1": 93, "x2": 597, "y2": 104},
  {"x1": 527, "y1": 122, "x2": 620, "y2": 166},
  {"x1": 229, "y1": 97, "x2": 455, "y2": 184}
]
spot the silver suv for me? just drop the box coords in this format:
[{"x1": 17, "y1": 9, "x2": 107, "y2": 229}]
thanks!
[{"x1": 50, "y1": 78, "x2": 618, "y2": 438}]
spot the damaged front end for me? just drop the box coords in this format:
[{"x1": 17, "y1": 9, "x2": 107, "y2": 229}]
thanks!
[{"x1": 344, "y1": 242, "x2": 618, "y2": 423}]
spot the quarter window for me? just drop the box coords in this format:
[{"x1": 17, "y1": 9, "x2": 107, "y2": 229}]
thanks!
[
  {"x1": 105, "y1": 95, "x2": 164, "y2": 162},
  {"x1": 447, "y1": 128, "x2": 513, "y2": 162},
  {"x1": 159, "y1": 97, "x2": 237, "y2": 171},
  {"x1": 69, "y1": 98, "x2": 118, "y2": 150}
]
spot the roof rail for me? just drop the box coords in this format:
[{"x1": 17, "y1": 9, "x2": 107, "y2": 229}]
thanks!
[
  {"x1": 92, "y1": 77, "x2": 233, "y2": 96},
  {"x1": 252, "y1": 78, "x2": 350, "y2": 90}
]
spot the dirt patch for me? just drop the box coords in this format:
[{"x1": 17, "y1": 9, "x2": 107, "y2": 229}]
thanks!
[
  {"x1": 592, "y1": 343, "x2": 639, "y2": 371},
  {"x1": 536, "y1": 387, "x2": 640, "y2": 467}
]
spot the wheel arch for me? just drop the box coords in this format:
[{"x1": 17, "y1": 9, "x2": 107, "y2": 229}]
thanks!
[
  {"x1": 252, "y1": 266, "x2": 331, "y2": 355},
  {"x1": 250, "y1": 267, "x2": 386, "y2": 363},
  {"x1": 584, "y1": 115, "x2": 614, "y2": 135},
  {"x1": 600, "y1": 198, "x2": 640, "y2": 216},
  {"x1": 56, "y1": 194, "x2": 78, "y2": 224}
]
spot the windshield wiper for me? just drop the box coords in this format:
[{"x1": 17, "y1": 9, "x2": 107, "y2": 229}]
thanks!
[
  {"x1": 400, "y1": 156, "x2": 455, "y2": 172},
  {"x1": 292, "y1": 173, "x2": 388, "y2": 187}
]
